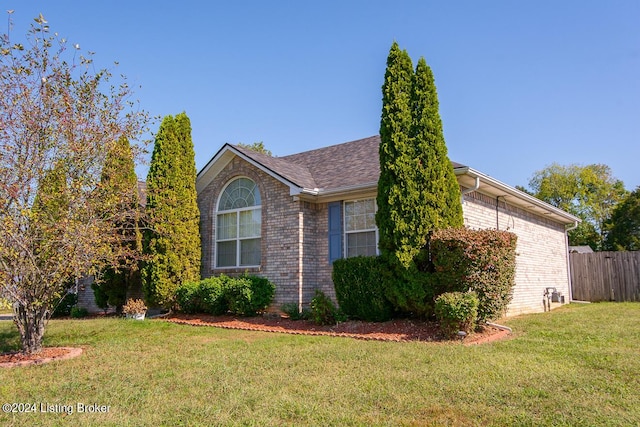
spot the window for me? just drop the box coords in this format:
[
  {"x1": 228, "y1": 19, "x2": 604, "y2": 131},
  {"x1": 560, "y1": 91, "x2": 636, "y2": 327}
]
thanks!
[
  {"x1": 216, "y1": 177, "x2": 261, "y2": 267},
  {"x1": 344, "y1": 199, "x2": 378, "y2": 257}
]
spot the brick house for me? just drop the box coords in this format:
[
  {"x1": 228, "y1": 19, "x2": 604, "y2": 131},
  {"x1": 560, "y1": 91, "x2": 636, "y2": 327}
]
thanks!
[{"x1": 196, "y1": 136, "x2": 580, "y2": 317}]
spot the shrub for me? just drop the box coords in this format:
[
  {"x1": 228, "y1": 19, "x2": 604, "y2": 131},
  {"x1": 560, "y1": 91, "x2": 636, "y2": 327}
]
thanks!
[
  {"x1": 431, "y1": 228, "x2": 517, "y2": 322},
  {"x1": 281, "y1": 302, "x2": 302, "y2": 320},
  {"x1": 175, "y1": 278, "x2": 226, "y2": 315},
  {"x1": 174, "y1": 281, "x2": 201, "y2": 314},
  {"x1": 52, "y1": 292, "x2": 78, "y2": 318},
  {"x1": 434, "y1": 291, "x2": 479, "y2": 337},
  {"x1": 70, "y1": 306, "x2": 89, "y2": 318},
  {"x1": 309, "y1": 290, "x2": 345, "y2": 325},
  {"x1": 198, "y1": 277, "x2": 227, "y2": 315},
  {"x1": 333, "y1": 256, "x2": 394, "y2": 322},
  {"x1": 174, "y1": 274, "x2": 275, "y2": 317},
  {"x1": 242, "y1": 274, "x2": 276, "y2": 314},
  {"x1": 91, "y1": 282, "x2": 110, "y2": 311}
]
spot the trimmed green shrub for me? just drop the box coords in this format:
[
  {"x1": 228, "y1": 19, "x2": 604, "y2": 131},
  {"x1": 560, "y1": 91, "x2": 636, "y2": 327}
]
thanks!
[
  {"x1": 333, "y1": 256, "x2": 394, "y2": 322},
  {"x1": 70, "y1": 306, "x2": 89, "y2": 318},
  {"x1": 434, "y1": 291, "x2": 479, "y2": 337},
  {"x1": 431, "y1": 228, "x2": 517, "y2": 322},
  {"x1": 52, "y1": 293, "x2": 78, "y2": 318},
  {"x1": 198, "y1": 277, "x2": 227, "y2": 315},
  {"x1": 175, "y1": 281, "x2": 200, "y2": 314},
  {"x1": 239, "y1": 274, "x2": 276, "y2": 316},
  {"x1": 174, "y1": 274, "x2": 275, "y2": 317},
  {"x1": 309, "y1": 290, "x2": 345, "y2": 325},
  {"x1": 175, "y1": 278, "x2": 226, "y2": 315}
]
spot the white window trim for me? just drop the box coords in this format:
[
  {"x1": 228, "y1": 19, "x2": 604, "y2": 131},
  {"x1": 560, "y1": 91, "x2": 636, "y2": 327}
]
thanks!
[
  {"x1": 214, "y1": 177, "x2": 262, "y2": 268},
  {"x1": 343, "y1": 198, "x2": 379, "y2": 258}
]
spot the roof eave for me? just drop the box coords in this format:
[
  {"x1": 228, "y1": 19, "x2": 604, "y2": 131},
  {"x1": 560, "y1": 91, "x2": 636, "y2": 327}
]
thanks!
[{"x1": 454, "y1": 166, "x2": 581, "y2": 225}]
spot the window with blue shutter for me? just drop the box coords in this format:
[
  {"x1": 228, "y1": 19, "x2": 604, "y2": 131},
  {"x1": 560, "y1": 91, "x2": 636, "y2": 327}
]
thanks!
[{"x1": 328, "y1": 201, "x2": 343, "y2": 263}]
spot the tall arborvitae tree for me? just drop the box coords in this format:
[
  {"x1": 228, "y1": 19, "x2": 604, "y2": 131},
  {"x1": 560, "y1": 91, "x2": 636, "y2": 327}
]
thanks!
[
  {"x1": 92, "y1": 137, "x2": 142, "y2": 313},
  {"x1": 411, "y1": 57, "x2": 463, "y2": 237},
  {"x1": 377, "y1": 43, "x2": 464, "y2": 316},
  {"x1": 143, "y1": 113, "x2": 201, "y2": 308},
  {"x1": 376, "y1": 42, "x2": 415, "y2": 267}
]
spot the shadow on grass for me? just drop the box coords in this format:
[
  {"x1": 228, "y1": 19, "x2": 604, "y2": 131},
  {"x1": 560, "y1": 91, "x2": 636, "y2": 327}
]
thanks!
[{"x1": 0, "y1": 321, "x2": 21, "y2": 353}]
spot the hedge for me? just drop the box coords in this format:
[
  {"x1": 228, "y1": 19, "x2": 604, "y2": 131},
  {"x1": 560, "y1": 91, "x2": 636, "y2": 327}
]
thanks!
[
  {"x1": 431, "y1": 228, "x2": 517, "y2": 322},
  {"x1": 175, "y1": 274, "x2": 275, "y2": 316},
  {"x1": 332, "y1": 256, "x2": 394, "y2": 322}
]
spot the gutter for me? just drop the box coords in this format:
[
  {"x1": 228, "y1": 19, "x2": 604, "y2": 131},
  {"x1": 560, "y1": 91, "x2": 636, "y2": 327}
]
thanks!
[
  {"x1": 460, "y1": 176, "x2": 480, "y2": 204},
  {"x1": 565, "y1": 221, "x2": 579, "y2": 302}
]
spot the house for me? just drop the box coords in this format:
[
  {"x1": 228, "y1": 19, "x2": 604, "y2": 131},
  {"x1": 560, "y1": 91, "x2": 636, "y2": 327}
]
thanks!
[{"x1": 196, "y1": 136, "x2": 580, "y2": 317}]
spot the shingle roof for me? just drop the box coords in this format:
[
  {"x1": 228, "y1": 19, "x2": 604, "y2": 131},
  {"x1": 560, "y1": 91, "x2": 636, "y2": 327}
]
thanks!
[{"x1": 232, "y1": 135, "x2": 466, "y2": 193}]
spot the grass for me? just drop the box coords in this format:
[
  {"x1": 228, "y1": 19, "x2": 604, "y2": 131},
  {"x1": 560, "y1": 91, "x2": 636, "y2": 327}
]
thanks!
[{"x1": 1, "y1": 302, "x2": 639, "y2": 426}]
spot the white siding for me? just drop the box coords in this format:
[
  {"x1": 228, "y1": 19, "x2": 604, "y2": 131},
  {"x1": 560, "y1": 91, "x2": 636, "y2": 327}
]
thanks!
[{"x1": 462, "y1": 191, "x2": 570, "y2": 317}]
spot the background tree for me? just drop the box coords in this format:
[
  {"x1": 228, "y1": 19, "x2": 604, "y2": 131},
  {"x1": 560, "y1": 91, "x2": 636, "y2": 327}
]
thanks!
[
  {"x1": 377, "y1": 43, "x2": 463, "y2": 315},
  {"x1": 604, "y1": 186, "x2": 640, "y2": 251},
  {"x1": 92, "y1": 136, "x2": 143, "y2": 313},
  {"x1": 236, "y1": 141, "x2": 272, "y2": 156},
  {"x1": 144, "y1": 112, "x2": 201, "y2": 309},
  {"x1": 525, "y1": 163, "x2": 627, "y2": 250},
  {"x1": 0, "y1": 13, "x2": 148, "y2": 354}
]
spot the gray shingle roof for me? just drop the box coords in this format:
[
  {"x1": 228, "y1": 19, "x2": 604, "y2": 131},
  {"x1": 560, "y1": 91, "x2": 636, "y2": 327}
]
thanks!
[{"x1": 232, "y1": 135, "x2": 466, "y2": 193}]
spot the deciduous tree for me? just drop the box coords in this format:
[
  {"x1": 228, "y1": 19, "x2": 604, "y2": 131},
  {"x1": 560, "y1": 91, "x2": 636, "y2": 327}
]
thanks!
[
  {"x1": 604, "y1": 186, "x2": 640, "y2": 251},
  {"x1": 526, "y1": 163, "x2": 627, "y2": 250},
  {"x1": 0, "y1": 13, "x2": 148, "y2": 353}
]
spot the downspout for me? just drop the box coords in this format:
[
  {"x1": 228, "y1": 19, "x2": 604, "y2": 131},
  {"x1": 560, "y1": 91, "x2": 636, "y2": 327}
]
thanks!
[
  {"x1": 460, "y1": 176, "x2": 480, "y2": 204},
  {"x1": 565, "y1": 221, "x2": 579, "y2": 302}
]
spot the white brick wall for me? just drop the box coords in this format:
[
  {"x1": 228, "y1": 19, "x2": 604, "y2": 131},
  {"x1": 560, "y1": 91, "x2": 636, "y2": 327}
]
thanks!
[{"x1": 462, "y1": 190, "x2": 570, "y2": 316}]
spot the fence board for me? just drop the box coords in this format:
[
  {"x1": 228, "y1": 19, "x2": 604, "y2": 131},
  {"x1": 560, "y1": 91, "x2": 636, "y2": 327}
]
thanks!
[{"x1": 570, "y1": 252, "x2": 640, "y2": 302}]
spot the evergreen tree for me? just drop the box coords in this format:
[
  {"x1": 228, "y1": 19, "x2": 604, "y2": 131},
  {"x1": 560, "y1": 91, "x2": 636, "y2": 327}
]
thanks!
[
  {"x1": 144, "y1": 113, "x2": 201, "y2": 308},
  {"x1": 92, "y1": 137, "x2": 142, "y2": 313},
  {"x1": 411, "y1": 57, "x2": 463, "y2": 236},
  {"x1": 376, "y1": 42, "x2": 415, "y2": 267},
  {"x1": 376, "y1": 43, "x2": 464, "y2": 316}
]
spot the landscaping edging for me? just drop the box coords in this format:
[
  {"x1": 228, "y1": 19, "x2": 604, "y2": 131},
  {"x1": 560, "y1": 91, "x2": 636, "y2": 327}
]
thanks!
[{"x1": 0, "y1": 347, "x2": 83, "y2": 368}]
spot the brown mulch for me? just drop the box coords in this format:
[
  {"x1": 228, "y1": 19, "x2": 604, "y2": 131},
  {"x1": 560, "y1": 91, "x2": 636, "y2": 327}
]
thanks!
[
  {"x1": 0, "y1": 347, "x2": 83, "y2": 368},
  {"x1": 163, "y1": 314, "x2": 512, "y2": 345}
]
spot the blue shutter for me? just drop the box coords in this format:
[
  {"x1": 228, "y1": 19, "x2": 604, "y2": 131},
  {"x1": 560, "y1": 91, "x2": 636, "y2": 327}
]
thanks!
[{"x1": 328, "y1": 201, "x2": 343, "y2": 263}]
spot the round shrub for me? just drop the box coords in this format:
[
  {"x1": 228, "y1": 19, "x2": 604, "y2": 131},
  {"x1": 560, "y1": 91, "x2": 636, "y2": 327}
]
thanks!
[{"x1": 434, "y1": 291, "x2": 479, "y2": 337}]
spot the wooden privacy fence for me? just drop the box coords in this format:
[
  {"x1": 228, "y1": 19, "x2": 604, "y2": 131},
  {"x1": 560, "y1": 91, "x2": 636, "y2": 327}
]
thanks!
[{"x1": 570, "y1": 251, "x2": 640, "y2": 302}]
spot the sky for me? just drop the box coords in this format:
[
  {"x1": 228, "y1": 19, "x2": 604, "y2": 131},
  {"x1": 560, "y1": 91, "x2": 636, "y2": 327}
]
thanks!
[{"x1": 5, "y1": 1, "x2": 640, "y2": 190}]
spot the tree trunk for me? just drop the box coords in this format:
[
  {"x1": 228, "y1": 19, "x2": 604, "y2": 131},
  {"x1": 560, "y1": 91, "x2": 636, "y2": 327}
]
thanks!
[{"x1": 13, "y1": 304, "x2": 49, "y2": 354}]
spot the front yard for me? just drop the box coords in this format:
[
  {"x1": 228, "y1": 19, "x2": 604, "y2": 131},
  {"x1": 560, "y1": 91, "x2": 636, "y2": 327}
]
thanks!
[{"x1": 1, "y1": 302, "x2": 638, "y2": 426}]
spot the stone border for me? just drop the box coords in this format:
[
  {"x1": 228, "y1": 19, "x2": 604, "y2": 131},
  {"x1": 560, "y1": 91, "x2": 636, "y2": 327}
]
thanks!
[{"x1": 0, "y1": 347, "x2": 83, "y2": 368}]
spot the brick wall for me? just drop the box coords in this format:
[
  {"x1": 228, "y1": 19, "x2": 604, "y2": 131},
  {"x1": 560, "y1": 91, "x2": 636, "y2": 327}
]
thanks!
[
  {"x1": 197, "y1": 156, "x2": 332, "y2": 309},
  {"x1": 462, "y1": 190, "x2": 570, "y2": 316}
]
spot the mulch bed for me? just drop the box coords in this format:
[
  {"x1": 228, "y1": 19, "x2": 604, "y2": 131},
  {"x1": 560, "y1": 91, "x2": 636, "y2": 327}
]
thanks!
[
  {"x1": 163, "y1": 314, "x2": 512, "y2": 345},
  {"x1": 0, "y1": 315, "x2": 511, "y2": 368},
  {"x1": 0, "y1": 347, "x2": 83, "y2": 368}
]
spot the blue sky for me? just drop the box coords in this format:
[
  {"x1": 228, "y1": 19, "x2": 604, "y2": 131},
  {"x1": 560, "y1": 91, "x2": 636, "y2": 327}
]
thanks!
[{"x1": 6, "y1": 1, "x2": 640, "y2": 189}]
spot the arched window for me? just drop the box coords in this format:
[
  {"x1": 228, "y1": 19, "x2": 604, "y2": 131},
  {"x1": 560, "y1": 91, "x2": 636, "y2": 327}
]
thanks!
[{"x1": 216, "y1": 177, "x2": 261, "y2": 267}]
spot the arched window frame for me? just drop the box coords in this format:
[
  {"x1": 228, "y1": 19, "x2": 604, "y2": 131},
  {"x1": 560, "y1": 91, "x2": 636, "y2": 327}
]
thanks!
[{"x1": 215, "y1": 177, "x2": 262, "y2": 268}]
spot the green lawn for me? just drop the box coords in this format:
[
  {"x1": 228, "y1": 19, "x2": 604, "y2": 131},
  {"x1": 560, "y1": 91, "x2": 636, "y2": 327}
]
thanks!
[{"x1": 1, "y1": 302, "x2": 639, "y2": 426}]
